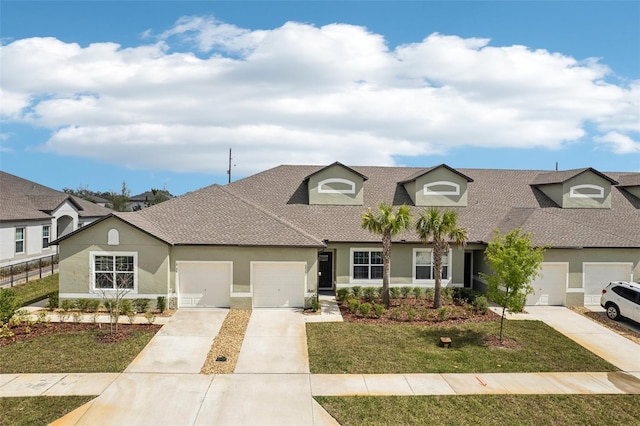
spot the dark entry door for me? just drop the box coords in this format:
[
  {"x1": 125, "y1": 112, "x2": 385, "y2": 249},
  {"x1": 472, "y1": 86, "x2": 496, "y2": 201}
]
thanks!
[{"x1": 318, "y1": 252, "x2": 333, "y2": 289}]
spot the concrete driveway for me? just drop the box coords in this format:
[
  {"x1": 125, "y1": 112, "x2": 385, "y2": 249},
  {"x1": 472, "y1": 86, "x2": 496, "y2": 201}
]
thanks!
[{"x1": 54, "y1": 308, "x2": 338, "y2": 426}]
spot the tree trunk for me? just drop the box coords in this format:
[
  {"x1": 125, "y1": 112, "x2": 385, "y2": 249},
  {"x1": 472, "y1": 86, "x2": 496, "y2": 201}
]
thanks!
[
  {"x1": 499, "y1": 306, "x2": 506, "y2": 343},
  {"x1": 433, "y1": 240, "x2": 443, "y2": 309},
  {"x1": 382, "y1": 232, "x2": 391, "y2": 309}
]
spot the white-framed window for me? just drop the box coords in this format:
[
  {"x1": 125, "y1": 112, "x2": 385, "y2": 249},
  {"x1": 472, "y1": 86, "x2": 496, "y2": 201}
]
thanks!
[
  {"x1": 42, "y1": 225, "x2": 51, "y2": 249},
  {"x1": 15, "y1": 227, "x2": 25, "y2": 254},
  {"x1": 413, "y1": 248, "x2": 450, "y2": 282},
  {"x1": 90, "y1": 251, "x2": 138, "y2": 291},
  {"x1": 350, "y1": 248, "x2": 383, "y2": 282}
]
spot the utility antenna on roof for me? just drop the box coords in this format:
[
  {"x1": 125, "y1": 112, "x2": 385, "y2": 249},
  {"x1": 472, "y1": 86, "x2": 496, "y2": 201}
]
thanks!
[
  {"x1": 227, "y1": 148, "x2": 236, "y2": 184},
  {"x1": 555, "y1": 161, "x2": 558, "y2": 171}
]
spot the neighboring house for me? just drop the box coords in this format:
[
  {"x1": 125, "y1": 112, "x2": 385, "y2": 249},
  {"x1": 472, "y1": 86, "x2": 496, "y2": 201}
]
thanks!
[
  {"x1": 53, "y1": 162, "x2": 640, "y2": 310},
  {"x1": 0, "y1": 171, "x2": 112, "y2": 267},
  {"x1": 128, "y1": 190, "x2": 174, "y2": 211}
]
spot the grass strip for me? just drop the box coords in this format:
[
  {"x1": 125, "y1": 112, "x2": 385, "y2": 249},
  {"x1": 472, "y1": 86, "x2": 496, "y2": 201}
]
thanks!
[
  {"x1": 0, "y1": 326, "x2": 159, "y2": 373},
  {"x1": 0, "y1": 396, "x2": 95, "y2": 426},
  {"x1": 307, "y1": 320, "x2": 617, "y2": 374},
  {"x1": 201, "y1": 309, "x2": 251, "y2": 374},
  {"x1": 315, "y1": 394, "x2": 640, "y2": 426},
  {"x1": 9, "y1": 274, "x2": 58, "y2": 307}
]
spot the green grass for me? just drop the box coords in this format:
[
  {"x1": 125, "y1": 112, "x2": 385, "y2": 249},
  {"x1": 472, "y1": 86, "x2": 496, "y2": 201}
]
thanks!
[
  {"x1": 10, "y1": 274, "x2": 58, "y2": 306},
  {"x1": 0, "y1": 326, "x2": 158, "y2": 373},
  {"x1": 315, "y1": 395, "x2": 640, "y2": 425},
  {"x1": 307, "y1": 320, "x2": 617, "y2": 373},
  {"x1": 0, "y1": 396, "x2": 94, "y2": 426}
]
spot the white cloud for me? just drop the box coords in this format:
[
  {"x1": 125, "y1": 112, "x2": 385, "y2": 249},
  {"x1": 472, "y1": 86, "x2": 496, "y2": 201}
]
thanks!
[
  {"x1": 1, "y1": 16, "x2": 638, "y2": 175},
  {"x1": 594, "y1": 131, "x2": 640, "y2": 154}
]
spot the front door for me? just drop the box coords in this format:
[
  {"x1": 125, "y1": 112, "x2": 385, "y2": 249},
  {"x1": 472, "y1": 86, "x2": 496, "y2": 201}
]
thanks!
[{"x1": 318, "y1": 252, "x2": 333, "y2": 289}]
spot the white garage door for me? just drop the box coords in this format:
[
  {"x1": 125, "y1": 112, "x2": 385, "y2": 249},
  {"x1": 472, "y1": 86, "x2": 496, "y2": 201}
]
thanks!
[
  {"x1": 526, "y1": 263, "x2": 567, "y2": 306},
  {"x1": 177, "y1": 262, "x2": 231, "y2": 308},
  {"x1": 583, "y1": 263, "x2": 632, "y2": 306},
  {"x1": 252, "y1": 262, "x2": 306, "y2": 308}
]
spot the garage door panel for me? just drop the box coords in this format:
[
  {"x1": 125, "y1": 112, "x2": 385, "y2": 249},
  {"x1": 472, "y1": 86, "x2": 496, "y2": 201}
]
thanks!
[
  {"x1": 583, "y1": 263, "x2": 632, "y2": 306},
  {"x1": 178, "y1": 262, "x2": 231, "y2": 308},
  {"x1": 526, "y1": 263, "x2": 567, "y2": 306},
  {"x1": 252, "y1": 262, "x2": 305, "y2": 308}
]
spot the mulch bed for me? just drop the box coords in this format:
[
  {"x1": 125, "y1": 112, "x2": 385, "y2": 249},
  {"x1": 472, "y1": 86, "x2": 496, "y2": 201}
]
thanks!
[
  {"x1": 339, "y1": 297, "x2": 499, "y2": 326},
  {"x1": 0, "y1": 322, "x2": 161, "y2": 348}
]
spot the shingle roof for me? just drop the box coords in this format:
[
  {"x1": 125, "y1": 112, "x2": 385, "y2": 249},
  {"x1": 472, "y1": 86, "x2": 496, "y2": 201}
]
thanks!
[
  {"x1": 128, "y1": 184, "x2": 325, "y2": 247},
  {"x1": 0, "y1": 171, "x2": 112, "y2": 221},
  {"x1": 225, "y1": 165, "x2": 640, "y2": 248},
  {"x1": 55, "y1": 165, "x2": 640, "y2": 249},
  {"x1": 398, "y1": 164, "x2": 474, "y2": 184},
  {"x1": 616, "y1": 173, "x2": 640, "y2": 187},
  {"x1": 531, "y1": 168, "x2": 618, "y2": 186}
]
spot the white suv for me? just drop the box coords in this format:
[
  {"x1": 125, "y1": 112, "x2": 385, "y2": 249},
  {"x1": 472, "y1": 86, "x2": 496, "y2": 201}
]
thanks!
[{"x1": 600, "y1": 281, "x2": 640, "y2": 322}]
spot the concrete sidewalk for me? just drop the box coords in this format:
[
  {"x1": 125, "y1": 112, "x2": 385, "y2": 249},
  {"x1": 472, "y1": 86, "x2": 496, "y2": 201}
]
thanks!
[{"x1": 3, "y1": 299, "x2": 640, "y2": 425}]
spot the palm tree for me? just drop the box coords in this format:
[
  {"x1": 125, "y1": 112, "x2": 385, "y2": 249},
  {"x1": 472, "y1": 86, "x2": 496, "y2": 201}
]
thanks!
[
  {"x1": 361, "y1": 203, "x2": 412, "y2": 308},
  {"x1": 415, "y1": 208, "x2": 468, "y2": 308}
]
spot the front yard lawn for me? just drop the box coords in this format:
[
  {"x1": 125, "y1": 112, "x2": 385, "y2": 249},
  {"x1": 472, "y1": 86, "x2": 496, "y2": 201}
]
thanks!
[
  {"x1": 307, "y1": 320, "x2": 617, "y2": 373},
  {"x1": 0, "y1": 396, "x2": 94, "y2": 426},
  {"x1": 315, "y1": 394, "x2": 640, "y2": 425},
  {"x1": 1, "y1": 323, "x2": 160, "y2": 373}
]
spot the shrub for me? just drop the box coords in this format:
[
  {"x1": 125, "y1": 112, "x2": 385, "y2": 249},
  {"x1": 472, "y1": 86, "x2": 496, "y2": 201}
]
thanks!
[
  {"x1": 453, "y1": 287, "x2": 480, "y2": 304},
  {"x1": 424, "y1": 288, "x2": 435, "y2": 301},
  {"x1": 406, "y1": 306, "x2": 416, "y2": 322},
  {"x1": 336, "y1": 288, "x2": 350, "y2": 302},
  {"x1": 437, "y1": 306, "x2": 449, "y2": 322},
  {"x1": 400, "y1": 286, "x2": 412, "y2": 298},
  {"x1": 0, "y1": 289, "x2": 19, "y2": 323},
  {"x1": 351, "y1": 286, "x2": 362, "y2": 298},
  {"x1": 60, "y1": 299, "x2": 75, "y2": 312},
  {"x1": 311, "y1": 295, "x2": 320, "y2": 312},
  {"x1": 474, "y1": 295, "x2": 489, "y2": 315},
  {"x1": 358, "y1": 302, "x2": 372, "y2": 317},
  {"x1": 85, "y1": 299, "x2": 101, "y2": 313},
  {"x1": 390, "y1": 307, "x2": 402, "y2": 321},
  {"x1": 156, "y1": 296, "x2": 166, "y2": 313},
  {"x1": 419, "y1": 306, "x2": 431, "y2": 321},
  {"x1": 133, "y1": 298, "x2": 151, "y2": 313},
  {"x1": 120, "y1": 299, "x2": 133, "y2": 315},
  {"x1": 412, "y1": 287, "x2": 423, "y2": 299},
  {"x1": 442, "y1": 288, "x2": 454, "y2": 303},
  {"x1": 363, "y1": 287, "x2": 376, "y2": 301},
  {"x1": 373, "y1": 303, "x2": 386, "y2": 318},
  {"x1": 347, "y1": 298, "x2": 361, "y2": 314},
  {"x1": 390, "y1": 287, "x2": 401, "y2": 299},
  {"x1": 375, "y1": 286, "x2": 384, "y2": 298},
  {"x1": 144, "y1": 310, "x2": 156, "y2": 324},
  {"x1": 75, "y1": 298, "x2": 90, "y2": 312},
  {"x1": 46, "y1": 292, "x2": 59, "y2": 310}
]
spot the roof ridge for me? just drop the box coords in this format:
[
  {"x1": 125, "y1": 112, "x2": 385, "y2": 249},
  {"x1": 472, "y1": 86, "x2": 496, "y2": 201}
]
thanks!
[{"x1": 218, "y1": 185, "x2": 325, "y2": 246}]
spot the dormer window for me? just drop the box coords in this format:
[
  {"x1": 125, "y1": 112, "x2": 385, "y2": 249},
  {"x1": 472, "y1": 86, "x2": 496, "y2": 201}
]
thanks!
[
  {"x1": 318, "y1": 178, "x2": 356, "y2": 194},
  {"x1": 569, "y1": 184, "x2": 604, "y2": 199},
  {"x1": 423, "y1": 181, "x2": 461, "y2": 196},
  {"x1": 399, "y1": 164, "x2": 472, "y2": 207},
  {"x1": 531, "y1": 168, "x2": 617, "y2": 209},
  {"x1": 304, "y1": 162, "x2": 367, "y2": 205}
]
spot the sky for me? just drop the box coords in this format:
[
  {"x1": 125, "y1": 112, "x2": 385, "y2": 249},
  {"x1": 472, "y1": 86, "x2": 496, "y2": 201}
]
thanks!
[{"x1": 1, "y1": 1, "x2": 639, "y2": 196}]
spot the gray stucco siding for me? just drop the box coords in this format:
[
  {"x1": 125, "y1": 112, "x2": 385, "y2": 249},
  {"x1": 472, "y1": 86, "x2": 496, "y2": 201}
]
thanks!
[
  {"x1": 58, "y1": 217, "x2": 170, "y2": 297},
  {"x1": 332, "y1": 242, "x2": 466, "y2": 287}
]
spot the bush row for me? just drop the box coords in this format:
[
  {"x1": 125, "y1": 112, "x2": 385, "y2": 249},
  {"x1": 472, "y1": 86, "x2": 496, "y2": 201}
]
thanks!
[{"x1": 51, "y1": 296, "x2": 167, "y2": 314}]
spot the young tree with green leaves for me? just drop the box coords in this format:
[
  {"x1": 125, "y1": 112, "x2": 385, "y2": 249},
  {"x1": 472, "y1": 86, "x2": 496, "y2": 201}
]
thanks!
[
  {"x1": 415, "y1": 208, "x2": 468, "y2": 309},
  {"x1": 481, "y1": 228, "x2": 545, "y2": 343},
  {"x1": 108, "y1": 181, "x2": 131, "y2": 212},
  {"x1": 361, "y1": 203, "x2": 412, "y2": 308}
]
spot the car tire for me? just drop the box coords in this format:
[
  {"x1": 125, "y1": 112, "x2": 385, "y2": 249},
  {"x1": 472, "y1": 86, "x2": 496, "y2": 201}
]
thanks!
[{"x1": 605, "y1": 303, "x2": 621, "y2": 321}]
